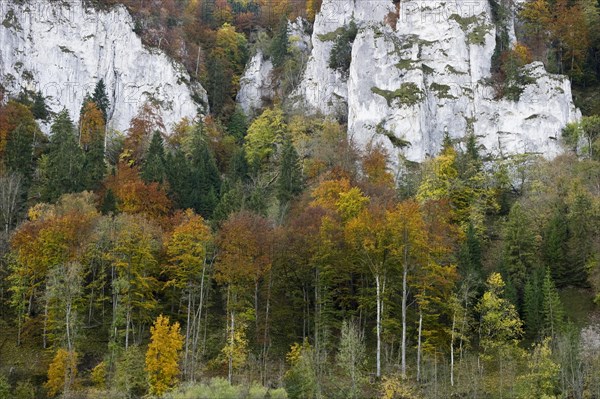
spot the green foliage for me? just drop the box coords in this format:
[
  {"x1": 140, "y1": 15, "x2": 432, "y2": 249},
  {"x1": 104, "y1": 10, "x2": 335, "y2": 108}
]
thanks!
[
  {"x1": 38, "y1": 110, "x2": 88, "y2": 202},
  {"x1": 244, "y1": 107, "x2": 287, "y2": 167},
  {"x1": 336, "y1": 320, "x2": 366, "y2": 399},
  {"x1": 371, "y1": 83, "x2": 423, "y2": 107},
  {"x1": 141, "y1": 131, "x2": 166, "y2": 184},
  {"x1": 524, "y1": 271, "x2": 544, "y2": 339},
  {"x1": 276, "y1": 139, "x2": 303, "y2": 208},
  {"x1": 503, "y1": 202, "x2": 537, "y2": 302},
  {"x1": 31, "y1": 91, "x2": 50, "y2": 121},
  {"x1": 328, "y1": 21, "x2": 358, "y2": 77},
  {"x1": 270, "y1": 19, "x2": 289, "y2": 68},
  {"x1": 517, "y1": 338, "x2": 560, "y2": 399},
  {"x1": 114, "y1": 346, "x2": 147, "y2": 398},
  {"x1": 0, "y1": 375, "x2": 9, "y2": 399},
  {"x1": 92, "y1": 79, "x2": 110, "y2": 122},
  {"x1": 542, "y1": 269, "x2": 565, "y2": 337},
  {"x1": 477, "y1": 273, "x2": 523, "y2": 359},
  {"x1": 13, "y1": 381, "x2": 35, "y2": 399},
  {"x1": 284, "y1": 341, "x2": 318, "y2": 399}
]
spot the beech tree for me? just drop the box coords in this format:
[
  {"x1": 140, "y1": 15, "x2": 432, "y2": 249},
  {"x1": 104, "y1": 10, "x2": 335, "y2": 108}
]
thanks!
[
  {"x1": 166, "y1": 210, "x2": 212, "y2": 380},
  {"x1": 145, "y1": 315, "x2": 184, "y2": 396}
]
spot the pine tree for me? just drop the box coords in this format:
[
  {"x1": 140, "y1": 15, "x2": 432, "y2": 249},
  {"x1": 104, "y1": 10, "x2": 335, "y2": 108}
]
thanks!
[
  {"x1": 542, "y1": 269, "x2": 565, "y2": 338},
  {"x1": 141, "y1": 131, "x2": 166, "y2": 184},
  {"x1": 92, "y1": 79, "x2": 110, "y2": 122},
  {"x1": 39, "y1": 110, "x2": 87, "y2": 202},
  {"x1": 276, "y1": 139, "x2": 303, "y2": 208},
  {"x1": 145, "y1": 315, "x2": 184, "y2": 397}
]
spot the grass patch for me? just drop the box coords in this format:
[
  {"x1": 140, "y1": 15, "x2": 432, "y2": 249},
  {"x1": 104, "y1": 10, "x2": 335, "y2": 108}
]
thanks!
[
  {"x1": 318, "y1": 26, "x2": 348, "y2": 42},
  {"x1": 372, "y1": 83, "x2": 423, "y2": 107}
]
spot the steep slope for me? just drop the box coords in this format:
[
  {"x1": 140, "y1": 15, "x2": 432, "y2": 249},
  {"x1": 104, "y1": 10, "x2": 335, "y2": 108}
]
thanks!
[
  {"x1": 295, "y1": 0, "x2": 581, "y2": 163},
  {"x1": 0, "y1": 0, "x2": 207, "y2": 132}
]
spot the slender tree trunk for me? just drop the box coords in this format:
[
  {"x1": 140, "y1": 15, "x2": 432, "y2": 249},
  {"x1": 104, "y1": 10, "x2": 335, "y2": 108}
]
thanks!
[
  {"x1": 43, "y1": 295, "x2": 49, "y2": 349},
  {"x1": 450, "y1": 310, "x2": 456, "y2": 387},
  {"x1": 184, "y1": 286, "x2": 192, "y2": 380},
  {"x1": 376, "y1": 274, "x2": 381, "y2": 378},
  {"x1": 262, "y1": 271, "x2": 273, "y2": 385},
  {"x1": 417, "y1": 309, "x2": 423, "y2": 382},
  {"x1": 401, "y1": 258, "x2": 408, "y2": 379}
]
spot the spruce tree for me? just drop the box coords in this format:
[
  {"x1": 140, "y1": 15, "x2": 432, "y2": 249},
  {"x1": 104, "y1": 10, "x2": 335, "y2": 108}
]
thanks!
[
  {"x1": 458, "y1": 222, "x2": 483, "y2": 279},
  {"x1": 567, "y1": 192, "x2": 594, "y2": 287},
  {"x1": 39, "y1": 110, "x2": 87, "y2": 202},
  {"x1": 5, "y1": 122, "x2": 36, "y2": 185},
  {"x1": 503, "y1": 202, "x2": 537, "y2": 303},
  {"x1": 276, "y1": 139, "x2": 303, "y2": 207},
  {"x1": 92, "y1": 79, "x2": 110, "y2": 122},
  {"x1": 31, "y1": 91, "x2": 50, "y2": 121},
  {"x1": 523, "y1": 271, "x2": 544, "y2": 339},
  {"x1": 141, "y1": 131, "x2": 167, "y2": 184},
  {"x1": 542, "y1": 269, "x2": 565, "y2": 338},
  {"x1": 542, "y1": 204, "x2": 570, "y2": 286},
  {"x1": 270, "y1": 18, "x2": 289, "y2": 68}
]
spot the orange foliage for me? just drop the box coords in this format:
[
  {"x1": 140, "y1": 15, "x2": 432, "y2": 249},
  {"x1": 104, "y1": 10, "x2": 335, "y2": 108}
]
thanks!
[
  {"x1": 122, "y1": 103, "x2": 165, "y2": 166},
  {"x1": 0, "y1": 100, "x2": 35, "y2": 156},
  {"x1": 215, "y1": 211, "x2": 273, "y2": 287},
  {"x1": 105, "y1": 162, "x2": 172, "y2": 220},
  {"x1": 79, "y1": 101, "x2": 105, "y2": 149}
]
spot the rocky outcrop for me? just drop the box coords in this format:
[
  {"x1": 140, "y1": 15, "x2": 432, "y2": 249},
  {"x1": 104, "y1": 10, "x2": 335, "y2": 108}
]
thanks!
[
  {"x1": 296, "y1": 0, "x2": 581, "y2": 163},
  {"x1": 0, "y1": 0, "x2": 207, "y2": 132},
  {"x1": 237, "y1": 17, "x2": 311, "y2": 116}
]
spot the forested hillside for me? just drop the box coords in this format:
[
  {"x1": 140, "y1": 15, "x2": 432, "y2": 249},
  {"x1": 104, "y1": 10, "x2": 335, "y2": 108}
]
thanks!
[{"x1": 0, "y1": 0, "x2": 600, "y2": 398}]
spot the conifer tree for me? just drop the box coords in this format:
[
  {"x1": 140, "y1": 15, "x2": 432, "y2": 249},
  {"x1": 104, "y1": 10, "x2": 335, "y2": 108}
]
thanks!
[
  {"x1": 542, "y1": 204, "x2": 570, "y2": 286},
  {"x1": 31, "y1": 91, "x2": 50, "y2": 121},
  {"x1": 270, "y1": 18, "x2": 289, "y2": 68},
  {"x1": 503, "y1": 202, "x2": 537, "y2": 303},
  {"x1": 276, "y1": 139, "x2": 303, "y2": 209},
  {"x1": 542, "y1": 269, "x2": 565, "y2": 338},
  {"x1": 523, "y1": 271, "x2": 544, "y2": 339},
  {"x1": 92, "y1": 79, "x2": 110, "y2": 122},
  {"x1": 141, "y1": 131, "x2": 166, "y2": 184},
  {"x1": 38, "y1": 110, "x2": 87, "y2": 202}
]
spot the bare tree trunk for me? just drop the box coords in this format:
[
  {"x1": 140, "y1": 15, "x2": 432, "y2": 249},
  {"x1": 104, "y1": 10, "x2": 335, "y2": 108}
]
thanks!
[
  {"x1": 376, "y1": 274, "x2": 381, "y2": 378},
  {"x1": 401, "y1": 256, "x2": 408, "y2": 379},
  {"x1": 451, "y1": 310, "x2": 456, "y2": 387},
  {"x1": 417, "y1": 309, "x2": 423, "y2": 382}
]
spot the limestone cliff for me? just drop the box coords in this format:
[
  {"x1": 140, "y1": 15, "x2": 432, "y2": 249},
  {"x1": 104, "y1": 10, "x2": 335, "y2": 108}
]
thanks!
[{"x1": 0, "y1": 0, "x2": 207, "y2": 132}]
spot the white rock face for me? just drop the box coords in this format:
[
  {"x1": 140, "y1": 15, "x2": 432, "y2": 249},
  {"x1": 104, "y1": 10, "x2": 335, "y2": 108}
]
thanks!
[
  {"x1": 295, "y1": 0, "x2": 394, "y2": 116},
  {"x1": 237, "y1": 51, "x2": 273, "y2": 116},
  {"x1": 237, "y1": 18, "x2": 311, "y2": 116},
  {"x1": 0, "y1": 0, "x2": 207, "y2": 132},
  {"x1": 297, "y1": 0, "x2": 580, "y2": 163}
]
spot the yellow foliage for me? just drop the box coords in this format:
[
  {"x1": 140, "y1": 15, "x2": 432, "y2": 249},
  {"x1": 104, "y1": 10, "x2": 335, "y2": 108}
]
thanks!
[
  {"x1": 380, "y1": 374, "x2": 421, "y2": 399},
  {"x1": 45, "y1": 348, "x2": 78, "y2": 397},
  {"x1": 145, "y1": 315, "x2": 184, "y2": 397},
  {"x1": 90, "y1": 361, "x2": 106, "y2": 388}
]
